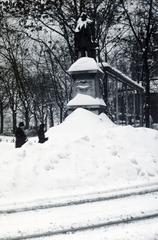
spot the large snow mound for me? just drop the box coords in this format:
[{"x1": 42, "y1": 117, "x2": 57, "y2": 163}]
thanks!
[{"x1": 0, "y1": 108, "x2": 158, "y2": 204}]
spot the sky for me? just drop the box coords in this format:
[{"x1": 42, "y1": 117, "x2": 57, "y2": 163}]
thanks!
[{"x1": 0, "y1": 107, "x2": 158, "y2": 239}]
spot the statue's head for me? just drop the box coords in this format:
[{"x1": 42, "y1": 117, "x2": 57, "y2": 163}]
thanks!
[
  {"x1": 81, "y1": 12, "x2": 87, "y2": 21},
  {"x1": 19, "y1": 122, "x2": 24, "y2": 128}
]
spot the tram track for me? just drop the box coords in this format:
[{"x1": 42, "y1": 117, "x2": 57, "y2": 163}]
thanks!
[
  {"x1": 0, "y1": 181, "x2": 158, "y2": 215},
  {"x1": 0, "y1": 182, "x2": 158, "y2": 240},
  {"x1": 0, "y1": 209, "x2": 158, "y2": 240}
]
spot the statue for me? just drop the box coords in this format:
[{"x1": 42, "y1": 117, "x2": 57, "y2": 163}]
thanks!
[{"x1": 74, "y1": 12, "x2": 98, "y2": 59}]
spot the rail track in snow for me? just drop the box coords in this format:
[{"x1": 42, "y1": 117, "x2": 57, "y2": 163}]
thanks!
[
  {"x1": 0, "y1": 181, "x2": 158, "y2": 214},
  {"x1": 0, "y1": 181, "x2": 158, "y2": 240},
  {"x1": 1, "y1": 209, "x2": 158, "y2": 240}
]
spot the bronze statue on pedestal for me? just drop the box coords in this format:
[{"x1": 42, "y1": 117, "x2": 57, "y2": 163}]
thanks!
[{"x1": 74, "y1": 12, "x2": 98, "y2": 59}]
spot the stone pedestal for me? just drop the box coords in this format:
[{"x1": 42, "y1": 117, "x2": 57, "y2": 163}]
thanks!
[{"x1": 66, "y1": 57, "x2": 106, "y2": 115}]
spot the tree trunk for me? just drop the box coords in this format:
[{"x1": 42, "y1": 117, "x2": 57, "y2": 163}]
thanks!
[
  {"x1": 25, "y1": 108, "x2": 30, "y2": 129},
  {"x1": 34, "y1": 112, "x2": 38, "y2": 131},
  {"x1": 144, "y1": 57, "x2": 150, "y2": 128},
  {"x1": 49, "y1": 105, "x2": 54, "y2": 127},
  {"x1": 59, "y1": 106, "x2": 63, "y2": 123},
  {"x1": 102, "y1": 71, "x2": 108, "y2": 104},
  {"x1": 0, "y1": 101, "x2": 4, "y2": 134},
  {"x1": 12, "y1": 109, "x2": 17, "y2": 133}
]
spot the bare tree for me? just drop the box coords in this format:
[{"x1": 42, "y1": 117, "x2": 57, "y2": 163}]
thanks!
[
  {"x1": 120, "y1": 0, "x2": 157, "y2": 127},
  {"x1": 0, "y1": 68, "x2": 9, "y2": 133},
  {"x1": 0, "y1": 18, "x2": 33, "y2": 130}
]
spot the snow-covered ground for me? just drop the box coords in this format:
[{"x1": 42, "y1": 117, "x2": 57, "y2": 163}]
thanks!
[
  {"x1": 0, "y1": 190, "x2": 158, "y2": 239},
  {"x1": 0, "y1": 108, "x2": 158, "y2": 204},
  {"x1": 0, "y1": 108, "x2": 158, "y2": 239}
]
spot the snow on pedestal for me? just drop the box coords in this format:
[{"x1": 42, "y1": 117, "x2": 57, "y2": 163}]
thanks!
[
  {"x1": 68, "y1": 57, "x2": 103, "y2": 73},
  {"x1": 67, "y1": 93, "x2": 106, "y2": 107}
]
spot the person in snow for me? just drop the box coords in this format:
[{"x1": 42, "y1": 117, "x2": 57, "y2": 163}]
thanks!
[
  {"x1": 37, "y1": 123, "x2": 48, "y2": 143},
  {"x1": 15, "y1": 122, "x2": 27, "y2": 148},
  {"x1": 74, "y1": 12, "x2": 97, "y2": 59}
]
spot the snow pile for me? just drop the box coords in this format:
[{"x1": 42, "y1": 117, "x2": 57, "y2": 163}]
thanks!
[{"x1": 0, "y1": 108, "x2": 158, "y2": 204}]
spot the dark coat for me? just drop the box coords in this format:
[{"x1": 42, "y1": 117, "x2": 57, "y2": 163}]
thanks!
[
  {"x1": 38, "y1": 125, "x2": 48, "y2": 143},
  {"x1": 75, "y1": 22, "x2": 95, "y2": 50},
  {"x1": 15, "y1": 127, "x2": 27, "y2": 148},
  {"x1": 74, "y1": 18, "x2": 97, "y2": 58}
]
